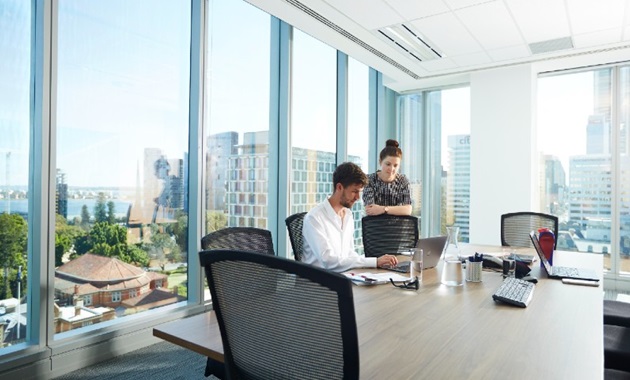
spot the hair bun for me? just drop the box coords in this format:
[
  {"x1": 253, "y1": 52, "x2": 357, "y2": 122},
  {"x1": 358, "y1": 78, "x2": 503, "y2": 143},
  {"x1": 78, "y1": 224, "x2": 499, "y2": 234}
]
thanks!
[{"x1": 385, "y1": 139, "x2": 399, "y2": 148}]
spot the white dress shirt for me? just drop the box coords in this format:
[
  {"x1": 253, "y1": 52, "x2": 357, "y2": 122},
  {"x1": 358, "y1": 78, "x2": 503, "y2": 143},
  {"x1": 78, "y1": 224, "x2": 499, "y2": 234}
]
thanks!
[{"x1": 301, "y1": 199, "x2": 377, "y2": 272}]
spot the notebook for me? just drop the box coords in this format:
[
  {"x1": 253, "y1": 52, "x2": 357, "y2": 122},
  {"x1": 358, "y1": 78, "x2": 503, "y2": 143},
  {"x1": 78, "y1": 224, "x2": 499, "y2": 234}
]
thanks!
[
  {"x1": 385, "y1": 235, "x2": 448, "y2": 273},
  {"x1": 529, "y1": 230, "x2": 599, "y2": 282}
]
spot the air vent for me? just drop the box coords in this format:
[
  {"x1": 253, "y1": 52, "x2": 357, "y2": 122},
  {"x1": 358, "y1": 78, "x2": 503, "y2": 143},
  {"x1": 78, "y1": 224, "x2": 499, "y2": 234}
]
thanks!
[
  {"x1": 377, "y1": 24, "x2": 443, "y2": 62},
  {"x1": 283, "y1": 0, "x2": 421, "y2": 80},
  {"x1": 529, "y1": 37, "x2": 574, "y2": 55}
]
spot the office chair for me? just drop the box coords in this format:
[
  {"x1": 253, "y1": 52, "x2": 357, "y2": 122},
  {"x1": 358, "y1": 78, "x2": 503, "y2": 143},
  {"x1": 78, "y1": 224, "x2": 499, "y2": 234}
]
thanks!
[
  {"x1": 500, "y1": 212, "x2": 558, "y2": 249},
  {"x1": 201, "y1": 227, "x2": 275, "y2": 255},
  {"x1": 285, "y1": 212, "x2": 307, "y2": 261},
  {"x1": 199, "y1": 227, "x2": 274, "y2": 377},
  {"x1": 361, "y1": 215, "x2": 419, "y2": 257},
  {"x1": 200, "y1": 249, "x2": 360, "y2": 380}
]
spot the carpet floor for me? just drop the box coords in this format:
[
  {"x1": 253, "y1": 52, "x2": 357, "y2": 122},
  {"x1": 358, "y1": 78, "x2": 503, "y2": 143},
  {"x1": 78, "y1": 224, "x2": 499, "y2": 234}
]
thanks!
[{"x1": 53, "y1": 341, "x2": 215, "y2": 380}]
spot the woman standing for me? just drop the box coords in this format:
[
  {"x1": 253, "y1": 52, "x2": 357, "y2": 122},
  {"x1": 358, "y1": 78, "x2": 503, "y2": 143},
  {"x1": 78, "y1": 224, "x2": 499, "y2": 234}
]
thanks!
[{"x1": 363, "y1": 139, "x2": 412, "y2": 216}]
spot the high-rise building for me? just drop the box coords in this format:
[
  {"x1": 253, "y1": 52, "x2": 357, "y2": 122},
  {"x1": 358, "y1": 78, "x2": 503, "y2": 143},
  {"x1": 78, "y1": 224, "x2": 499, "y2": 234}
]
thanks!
[
  {"x1": 56, "y1": 169, "x2": 68, "y2": 219},
  {"x1": 446, "y1": 134, "x2": 470, "y2": 242},
  {"x1": 206, "y1": 132, "x2": 238, "y2": 212},
  {"x1": 540, "y1": 155, "x2": 566, "y2": 215}
]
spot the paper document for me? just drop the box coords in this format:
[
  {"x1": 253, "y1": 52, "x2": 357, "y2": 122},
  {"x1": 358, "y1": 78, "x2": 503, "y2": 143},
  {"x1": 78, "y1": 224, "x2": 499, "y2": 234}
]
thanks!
[{"x1": 344, "y1": 271, "x2": 411, "y2": 285}]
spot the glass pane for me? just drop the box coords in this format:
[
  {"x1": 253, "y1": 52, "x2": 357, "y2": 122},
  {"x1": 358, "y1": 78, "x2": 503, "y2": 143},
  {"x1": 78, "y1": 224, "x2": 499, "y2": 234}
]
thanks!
[
  {"x1": 398, "y1": 94, "x2": 423, "y2": 228},
  {"x1": 619, "y1": 66, "x2": 630, "y2": 272},
  {"x1": 205, "y1": 0, "x2": 270, "y2": 232},
  {"x1": 54, "y1": 1, "x2": 191, "y2": 334},
  {"x1": 538, "y1": 69, "x2": 612, "y2": 270},
  {"x1": 0, "y1": 1, "x2": 31, "y2": 347},
  {"x1": 442, "y1": 88, "x2": 471, "y2": 242},
  {"x1": 290, "y1": 29, "x2": 336, "y2": 214},
  {"x1": 347, "y1": 57, "x2": 369, "y2": 253},
  {"x1": 204, "y1": 0, "x2": 270, "y2": 299}
]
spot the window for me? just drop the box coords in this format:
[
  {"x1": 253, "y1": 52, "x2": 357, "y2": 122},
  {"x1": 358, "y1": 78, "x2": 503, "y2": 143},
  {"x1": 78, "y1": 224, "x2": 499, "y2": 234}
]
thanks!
[
  {"x1": 204, "y1": 0, "x2": 270, "y2": 238},
  {"x1": 111, "y1": 292, "x2": 121, "y2": 302},
  {"x1": 0, "y1": 1, "x2": 31, "y2": 349},
  {"x1": 290, "y1": 29, "x2": 336, "y2": 214},
  {"x1": 537, "y1": 68, "x2": 630, "y2": 277},
  {"x1": 54, "y1": 1, "x2": 191, "y2": 335}
]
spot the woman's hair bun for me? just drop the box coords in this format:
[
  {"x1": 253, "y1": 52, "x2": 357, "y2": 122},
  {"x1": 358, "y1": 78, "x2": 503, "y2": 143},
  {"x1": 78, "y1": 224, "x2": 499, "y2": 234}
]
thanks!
[{"x1": 385, "y1": 139, "x2": 399, "y2": 148}]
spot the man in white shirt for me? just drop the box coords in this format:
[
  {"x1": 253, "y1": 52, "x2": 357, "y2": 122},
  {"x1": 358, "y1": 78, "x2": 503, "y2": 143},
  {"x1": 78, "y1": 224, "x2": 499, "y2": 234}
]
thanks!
[{"x1": 302, "y1": 162, "x2": 398, "y2": 273}]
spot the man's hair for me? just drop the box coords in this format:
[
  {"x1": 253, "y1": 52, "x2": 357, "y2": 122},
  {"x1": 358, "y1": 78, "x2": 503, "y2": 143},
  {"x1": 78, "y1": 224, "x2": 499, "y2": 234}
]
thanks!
[{"x1": 333, "y1": 162, "x2": 368, "y2": 188}]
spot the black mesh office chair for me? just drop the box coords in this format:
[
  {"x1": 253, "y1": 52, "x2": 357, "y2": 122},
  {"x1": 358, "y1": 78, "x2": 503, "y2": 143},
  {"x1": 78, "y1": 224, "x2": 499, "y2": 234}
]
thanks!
[
  {"x1": 199, "y1": 227, "x2": 274, "y2": 377},
  {"x1": 200, "y1": 249, "x2": 360, "y2": 380},
  {"x1": 500, "y1": 212, "x2": 559, "y2": 249},
  {"x1": 361, "y1": 215, "x2": 419, "y2": 257},
  {"x1": 201, "y1": 227, "x2": 275, "y2": 255},
  {"x1": 285, "y1": 212, "x2": 307, "y2": 261}
]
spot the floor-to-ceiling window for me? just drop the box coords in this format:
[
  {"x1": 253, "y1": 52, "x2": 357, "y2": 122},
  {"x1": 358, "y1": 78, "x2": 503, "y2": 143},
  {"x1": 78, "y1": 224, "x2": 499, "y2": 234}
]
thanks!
[
  {"x1": 54, "y1": 0, "x2": 191, "y2": 334},
  {"x1": 347, "y1": 57, "x2": 370, "y2": 252},
  {"x1": 398, "y1": 87, "x2": 470, "y2": 240},
  {"x1": 537, "y1": 67, "x2": 630, "y2": 278},
  {"x1": 0, "y1": 0, "x2": 31, "y2": 349},
  {"x1": 290, "y1": 29, "x2": 336, "y2": 214},
  {"x1": 204, "y1": 0, "x2": 270, "y2": 233}
]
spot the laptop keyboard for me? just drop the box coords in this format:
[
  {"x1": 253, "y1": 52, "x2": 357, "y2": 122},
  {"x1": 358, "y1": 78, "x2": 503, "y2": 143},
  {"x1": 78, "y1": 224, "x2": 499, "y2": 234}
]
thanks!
[
  {"x1": 492, "y1": 277, "x2": 535, "y2": 308},
  {"x1": 551, "y1": 266, "x2": 579, "y2": 277}
]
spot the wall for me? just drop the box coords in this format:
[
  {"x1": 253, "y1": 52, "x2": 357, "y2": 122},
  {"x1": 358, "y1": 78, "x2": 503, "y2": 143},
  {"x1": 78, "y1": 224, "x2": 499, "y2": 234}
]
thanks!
[{"x1": 469, "y1": 65, "x2": 536, "y2": 245}]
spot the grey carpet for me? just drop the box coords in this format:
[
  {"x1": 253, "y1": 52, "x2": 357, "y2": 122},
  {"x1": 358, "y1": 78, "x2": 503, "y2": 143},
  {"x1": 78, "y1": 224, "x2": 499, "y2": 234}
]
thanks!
[{"x1": 53, "y1": 341, "x2": 216, "y2": 380}]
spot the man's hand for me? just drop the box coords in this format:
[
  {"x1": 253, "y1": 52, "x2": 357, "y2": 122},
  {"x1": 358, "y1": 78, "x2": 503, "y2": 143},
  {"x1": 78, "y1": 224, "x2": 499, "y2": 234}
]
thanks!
[{"x1": 377, "y1": 254, "x2": 398, "y2": 268}]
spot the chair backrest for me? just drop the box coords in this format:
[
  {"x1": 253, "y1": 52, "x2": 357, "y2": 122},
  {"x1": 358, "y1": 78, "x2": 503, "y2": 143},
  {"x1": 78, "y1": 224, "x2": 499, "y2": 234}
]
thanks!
[
  {"x1": 501, "y1": 212, "x2": 559, "y2": 249},
  {"x1": 201, "y1": 227, "x2": 275, "y2": 255},
  {"x1": 361, "y1": 215, "x2": 419, "y2": 257},
  {"x1": 200, "y1": 249, "x2": 359, "y2": 380},
  {"x1": 285, "y1": 212, "x2": 307, "y2": 261}
]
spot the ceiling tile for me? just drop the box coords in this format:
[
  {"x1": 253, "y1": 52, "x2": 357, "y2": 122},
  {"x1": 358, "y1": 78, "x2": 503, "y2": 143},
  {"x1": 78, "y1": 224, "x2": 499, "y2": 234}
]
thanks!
[
  {"x1": 486, "y1": 44, "x2": 531, "y2": 61},
  {"x1": 324, "y1": 0, "x2": 403, "y2": 30},
  {"x1": 384, "y1": 0, "x2": 450, "y2": 21},
  {"x1": 456, "y1": 1, "x2": 524, "y2": 50},
  {"x1": 506, "y1": 0, "x2": 570, "y2": 43},
  {"x1": 410, "y1": 12, "x2": 483, "y2": 56},
  {"x1": 567, "y1": 0, "x2": 626, "y2": 35},
  {"x1": 443, "y1": 0, "x2": 493, "y2": 10},
  {"x1": 418, "y1": 57, "x2": 459, "y2": 72},
  {"x1": 573, "y1": 28, "x2": 623, "y2": 48},
  {"x1": 449, "y1": 51, "x2": 493, "y2": 67}
]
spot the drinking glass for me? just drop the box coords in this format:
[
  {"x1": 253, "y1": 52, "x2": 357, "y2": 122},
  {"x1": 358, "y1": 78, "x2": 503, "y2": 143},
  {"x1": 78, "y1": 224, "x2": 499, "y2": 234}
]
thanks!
[{"x1": 410, "y1": 249, "x2": 423, "y2": 282}]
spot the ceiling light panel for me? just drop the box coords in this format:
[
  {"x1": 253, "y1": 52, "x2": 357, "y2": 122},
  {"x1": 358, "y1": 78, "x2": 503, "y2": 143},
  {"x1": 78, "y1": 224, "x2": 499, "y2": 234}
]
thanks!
[
  {"x1": 506, "y1": 0, "x2": 570, "y2": 43},
  {"x1": 567, "y1": 0, "x2": 626, "y2": 35},
  {"x1": 410, "y1": 11, "x2": 483, "y2": 56},
  {"x1": 456, "y1": 1, "x2": 524, "y2": 50}
]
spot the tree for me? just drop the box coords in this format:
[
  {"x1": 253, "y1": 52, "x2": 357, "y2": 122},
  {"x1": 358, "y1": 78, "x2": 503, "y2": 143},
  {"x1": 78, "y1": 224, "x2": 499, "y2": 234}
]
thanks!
[
  {"x1": 94, "y1": 192, "x2": 107, "y2": 223},
  {"x1": 206, "y1": 211, "x2": 227, "y2": 233},
  {"x1": 0, "y1": 213, "x2": 28, "y2": 299},
  {"x1": 80, "y1": 205, "x2": 91, "y2": 230},
  {"x1": 128, "y1": 244, "x2": 150, "y2": 267},
  {"x1": 88, "y1": 222, "x2": 128, "y2": 259},
  {"x1": 107, "y1": 201, "x2": 116, "y2": 224},
  {"x1": 55, "y1": 214, "x2": 84, "y2": 266}
]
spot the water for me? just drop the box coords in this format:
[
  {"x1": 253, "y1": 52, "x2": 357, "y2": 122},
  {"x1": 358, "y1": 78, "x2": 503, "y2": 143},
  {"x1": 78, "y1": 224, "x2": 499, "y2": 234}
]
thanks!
[{"x1": 0, "y1": 198, "x2": 132, "y2": 219}]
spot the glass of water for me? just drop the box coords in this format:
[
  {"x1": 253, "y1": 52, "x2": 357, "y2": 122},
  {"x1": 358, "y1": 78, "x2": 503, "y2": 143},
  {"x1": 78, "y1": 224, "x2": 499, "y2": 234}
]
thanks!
[{"x1": 410, "y1": 249, "x2": 423, "y2": 282}]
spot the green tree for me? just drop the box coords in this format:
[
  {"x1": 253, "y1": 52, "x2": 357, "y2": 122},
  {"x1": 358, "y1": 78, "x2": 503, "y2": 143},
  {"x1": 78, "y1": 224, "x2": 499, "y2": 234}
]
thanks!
[
  {"x1": 88, "y1": 222, "x2": 128, "y2": 259},
  {"x1": 0, "y1": 213, "x2": 28, "y2": 299},
  {"x1": 146, "y1": 224, "x2": 181, "y2": 266},
  {"x1": 94, "y1": 192, "x2": 107, "y2": 223},
  {"x1": 205, "y1": 211, "x2": 227, "y2": 233},
  {"x1": 128, "y1": 243, "x2": 150, "y2": 267},
  {"x1": 107, "y1": 201, "x2": 116, "y2": 224},
  {"x1": 55, "y1": 214, "x2": 84, "y2": 266},
  {"x1": 80, "y1": 204, "x2": 91, "y2": 230}
]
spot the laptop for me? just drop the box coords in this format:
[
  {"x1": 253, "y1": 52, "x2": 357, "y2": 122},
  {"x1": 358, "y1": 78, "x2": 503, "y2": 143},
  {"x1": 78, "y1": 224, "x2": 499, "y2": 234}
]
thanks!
[
  {"x1": 529, "y1": 230, "x2": 599, "y2": 281},
  {"x1": 385, "y1": 235, "x2": 448, "y2": 273}
]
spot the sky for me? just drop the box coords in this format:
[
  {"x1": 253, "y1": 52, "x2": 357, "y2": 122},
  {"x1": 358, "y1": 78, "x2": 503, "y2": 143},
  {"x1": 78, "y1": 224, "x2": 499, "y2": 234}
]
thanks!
[{"x1": 0, "y1": 0, "x2": 600, "y2": 191}]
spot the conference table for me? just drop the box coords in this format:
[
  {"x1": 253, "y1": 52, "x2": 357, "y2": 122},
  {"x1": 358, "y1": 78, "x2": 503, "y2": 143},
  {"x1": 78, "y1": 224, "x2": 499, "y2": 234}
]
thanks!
[{"x1": 154, "y1": 244, "x2": 604, "y2": 379}]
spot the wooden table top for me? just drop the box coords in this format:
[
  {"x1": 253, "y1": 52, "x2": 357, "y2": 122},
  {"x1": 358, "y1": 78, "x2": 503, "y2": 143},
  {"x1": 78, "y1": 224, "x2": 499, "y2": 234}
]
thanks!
[{"x1": 154, "y1": 244, "x2": 603, "y2": 379}]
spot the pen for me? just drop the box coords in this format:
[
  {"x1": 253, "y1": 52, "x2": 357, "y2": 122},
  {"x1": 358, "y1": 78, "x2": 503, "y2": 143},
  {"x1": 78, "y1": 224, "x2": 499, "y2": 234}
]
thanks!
[{"x1": 361, "y1": 275, "x2": 377, "y2": 282}]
